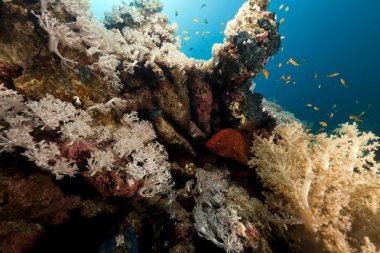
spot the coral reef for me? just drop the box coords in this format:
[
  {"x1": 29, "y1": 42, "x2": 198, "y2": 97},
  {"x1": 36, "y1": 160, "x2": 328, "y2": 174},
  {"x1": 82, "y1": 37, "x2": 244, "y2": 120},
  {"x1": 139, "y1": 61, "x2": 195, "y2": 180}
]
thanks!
[
  {"x1": 249, "y1": 123, "x2": 380, "y2": 252},
  {"x1": 0, "y1": 0, "x2": 378, "y2": 252}
]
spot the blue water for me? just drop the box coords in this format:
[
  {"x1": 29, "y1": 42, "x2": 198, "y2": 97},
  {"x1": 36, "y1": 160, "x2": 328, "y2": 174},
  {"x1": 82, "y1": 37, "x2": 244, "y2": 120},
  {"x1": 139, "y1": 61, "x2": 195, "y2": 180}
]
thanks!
[{"x1": 90, "y1": 0, "x2": 380, "y2": 135}]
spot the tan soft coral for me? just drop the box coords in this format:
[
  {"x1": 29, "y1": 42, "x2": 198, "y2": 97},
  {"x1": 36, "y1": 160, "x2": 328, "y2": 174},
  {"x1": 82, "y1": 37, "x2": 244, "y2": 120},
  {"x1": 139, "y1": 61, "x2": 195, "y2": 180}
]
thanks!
[{"x1": 248, "y1": 123, "x2": 380, "y2": 253}]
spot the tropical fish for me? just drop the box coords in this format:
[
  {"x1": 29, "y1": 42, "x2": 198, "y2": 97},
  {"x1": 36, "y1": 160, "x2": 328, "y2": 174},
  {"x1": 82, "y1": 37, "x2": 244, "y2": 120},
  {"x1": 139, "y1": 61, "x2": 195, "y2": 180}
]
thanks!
[
  {"x1": 175, "y1": 11, "x2": 178, "y2": 17},
  {"x1": 317, "y1": 128, "x2": 325, "y2": 132},
  {"x1": 181, "y1": 30, "x2": 188, "y2": 34},
  {"x1": 281, "y1": 47, "x2": 285, "y2": 52},
  {"x1": 329, "y1": 113, "x2": 334, "y2": 118},
  {"x1": 203, "y1": 18, "x2": 208, "y2": 24},
  {"x1": 332, "y1": 104, "x2": 337, "y2": 109},
  {"x1": 184, "y1": 36, "x2": 191, "y2": 41},
  {"x1": 262, "y1": 68, "x2": 269, "y2": 80},
  {"x1": 206, "y1": 128, "x2": 249, "y2": 165},
  {"x1": 305, "y1": 129, "x2": 312, "y2": 133},
  {"x1": 279, "y1": 4, "x2": 284, "y2": 10},
  {"x1": 193, "y1": 18, "x2": 199, "y2": 23},
  {"x1": 220, "y1": 22, "x2": 225, "y2": 26},
  {"x1": 349, "y1": 115, "x2": 363, "y2": 123},
  {"x1": 314, "y1": 73, "x2": 318, "y2": 79},
  {"x1": 307, "y1": 103, "x2": 313, "y2": 107},
  {"x1": 278, "y1": 63, "x2": 282, "y2": 68},
  {"x1": 314, "y1": 106, "x2": 319, "y2": 111},
  {"x1": 195, "y1": 31, "x2": 199, "y2": 35},
  {"x1": 319, "y1": 121, "x2": 328, "y2": 127},
  {"x1": 340, "y1": 78, "x2": 348, "y2": 88},
  {"x1": 287, "y1": 58, "x2": 299, "y2": 66},
  {"x1": 285, "y1": 6, "x2": 290, "y2": 11},
  {"x1": 200, "y1": 3, "x2": 206, "y2": 8},
  {"x1": 279, "y1": 17, "x2": 285, "y2": 25},
  {"x1": 358, "y1": 111, "x2": 365, "y2": 117},
  {"x1": 326, "y1": 72, "x2": 340, "y2": 78},
  {"x1": 280, "y1": 36, "x2": 286, "y2": 40}
]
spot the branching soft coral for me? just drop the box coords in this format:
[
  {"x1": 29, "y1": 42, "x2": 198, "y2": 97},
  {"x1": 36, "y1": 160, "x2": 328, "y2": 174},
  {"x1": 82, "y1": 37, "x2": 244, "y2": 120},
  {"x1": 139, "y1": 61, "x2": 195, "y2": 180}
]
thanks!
[{"x1": 248, "y1": 123, "x2": 380, "y2": 253}]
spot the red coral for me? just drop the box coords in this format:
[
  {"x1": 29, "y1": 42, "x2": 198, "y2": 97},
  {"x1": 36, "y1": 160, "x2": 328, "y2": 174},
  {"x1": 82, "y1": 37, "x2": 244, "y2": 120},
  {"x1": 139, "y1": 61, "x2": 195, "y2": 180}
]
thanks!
[
  {"x1": 188, "y1": 72, "x2": 213, "y2": 133},
  {"x1": 84, "y1": 170, "x2": 141, "y2": 197},
  {"x1": 0, "y1": 61, "x2": 23, "y2": 83}
]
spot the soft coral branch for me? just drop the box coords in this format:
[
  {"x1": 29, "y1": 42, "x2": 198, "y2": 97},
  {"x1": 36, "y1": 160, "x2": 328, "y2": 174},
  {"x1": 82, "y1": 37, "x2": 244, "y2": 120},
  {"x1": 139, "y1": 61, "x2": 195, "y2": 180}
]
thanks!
[{"x1": 249, "y1": 123, "x2": 380, "y2": 252}]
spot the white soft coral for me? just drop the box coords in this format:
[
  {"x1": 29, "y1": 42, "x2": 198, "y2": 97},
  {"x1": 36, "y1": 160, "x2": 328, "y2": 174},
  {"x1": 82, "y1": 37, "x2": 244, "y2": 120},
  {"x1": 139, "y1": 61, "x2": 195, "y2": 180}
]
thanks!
[{"x1": 249, "y1": 123, "x2": 380, "y2": 252}]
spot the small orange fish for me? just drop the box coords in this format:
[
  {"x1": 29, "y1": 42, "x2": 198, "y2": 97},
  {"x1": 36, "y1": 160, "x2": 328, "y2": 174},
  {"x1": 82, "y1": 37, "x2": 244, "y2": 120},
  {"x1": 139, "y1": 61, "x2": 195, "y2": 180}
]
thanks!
[
  {"x1": 279, "y1": 17, "x2": 285, "y2": 25},
  {"x1": 279, "y1": 4, "x2": 284, "y2": 10},
  {"x1": 349, "y1": 115, "x2": 363, "y2": 123},
  {"x1": 314, "y1": 106, "x2": 319, "y2": 111},
  {"x1": 287, "y1": 58, "x2": 299, "y2": 66},
  {"x1": 314, "y1": 73, "x2": 318, "y2": 79},
  {"x1": 326, "y1": 72, "x2": 340, "y2": 78},
  {"x1": 285, "y1": 6, "x2": 290, "y2": 11},
  {"x1": 317, "y1": 127, "x2": 325, "y2": 132},
  {"x1": 206, "y1": 129, "x2": 249, "y2": 165},
  {"x1": 262, "y1": 68, "x2": 269, "y2": 80},
  {"x1": 181, "y1": 30, "x2": 188, "y2": 34},
  {"x1": 184, "y1": 36, "x2": 191, "y2": 41},
  {"x1": 305, "y1": 129, "x2": 312, "y2": 133},
  {"x1": 278, "y1": 63, "x2": 282, "y2": 68},
  {"x1": 193, "y1": 18, "x2": 199, "y2": 23},
  {"x1": 319, "y1": 121, "x2": 328, "y2": 127},
  {"x1": 307, "y1": 103, "x2": 313, "y2": 107},
  {"x1": 329, "y1": 113, "x2": 334, "y2": 118},
  {"x1": 340, "y1": 78, "x2": 348, "y2": 88}
]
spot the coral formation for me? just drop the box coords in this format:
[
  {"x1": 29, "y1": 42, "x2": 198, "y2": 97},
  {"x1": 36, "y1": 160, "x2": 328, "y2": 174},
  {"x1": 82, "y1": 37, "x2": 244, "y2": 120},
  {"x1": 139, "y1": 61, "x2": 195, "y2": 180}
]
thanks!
[
  {"x1": 0, "y1": 0, "x2": 378, "y2": 252},
  {"x1": 249, "y1": 123, "x2": 380, "y2": 252}
]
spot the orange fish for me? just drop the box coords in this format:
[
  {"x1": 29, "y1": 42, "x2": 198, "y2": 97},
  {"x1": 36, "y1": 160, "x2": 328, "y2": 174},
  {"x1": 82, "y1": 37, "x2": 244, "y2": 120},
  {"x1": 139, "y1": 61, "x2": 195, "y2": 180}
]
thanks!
[
  {"x1": 314, "y1": 106, "x2": 319, "y2": 111},
  {"x1": 326, "y1": 72, "x2": 340, "y2": 78},
  {"x1": 340, "y1": 78, "x2": 348, "y2": 88},
  {"x1": 319, "y1": 121, "x2": 328, "y2": 127},
  {"x1": 349, "y1": 115, "x2": 363, "y2": 123},
  {"x1": 287, "y1": 58, "x2": 299, "y2": 66},
  {"x1": 314, "y1": 73, "x2": 318, "y2": 79},
  {"x1": 278, "y1": 63, "x2": 282, "y2": 68},
  {"x1": 206, "y1": 129, "x2": 249, "y2": 165},
  {"x1": 262, "y1": 68, "x2": 269, "y2": 80}
]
